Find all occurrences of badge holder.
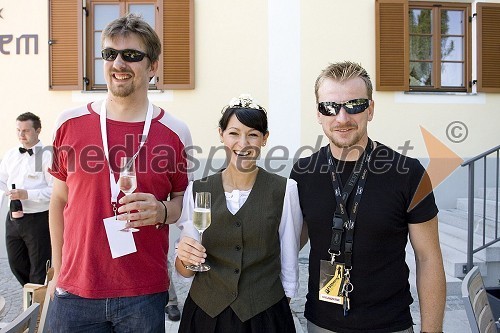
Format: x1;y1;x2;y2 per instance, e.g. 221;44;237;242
319;253;345;305
318;258;353;316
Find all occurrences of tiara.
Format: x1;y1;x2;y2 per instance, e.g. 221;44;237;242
228;93;261;110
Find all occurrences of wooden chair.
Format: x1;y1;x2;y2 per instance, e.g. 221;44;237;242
0;303;40;333
0;296;5;316
36;289;51;333
462;266;500;333
22;262;53;333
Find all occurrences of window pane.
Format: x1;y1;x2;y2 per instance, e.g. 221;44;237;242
94;5;120;30
129;4;157;87
94;32;102;58
128;5;155;27
94;59;105;85
441;62;464;87
441;10;464;35
410;36;432;61
410;62;433;86
441;37;463;61
409;9;432;34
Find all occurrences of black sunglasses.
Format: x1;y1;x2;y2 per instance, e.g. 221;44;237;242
101;48;149;62
317;98;370;116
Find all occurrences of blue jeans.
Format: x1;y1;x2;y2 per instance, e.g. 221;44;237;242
48;289;168;332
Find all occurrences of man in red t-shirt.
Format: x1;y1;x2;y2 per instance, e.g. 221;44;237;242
47;13;192;332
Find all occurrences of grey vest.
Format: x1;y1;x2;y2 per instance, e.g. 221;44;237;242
190;168;287;322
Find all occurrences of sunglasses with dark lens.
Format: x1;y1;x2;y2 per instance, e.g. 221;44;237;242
317;98;370;116
101;48;149;62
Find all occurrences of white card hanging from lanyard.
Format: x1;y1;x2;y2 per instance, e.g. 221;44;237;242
99;99;154;215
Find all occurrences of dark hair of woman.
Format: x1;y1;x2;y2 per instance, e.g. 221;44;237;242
219;106;268;135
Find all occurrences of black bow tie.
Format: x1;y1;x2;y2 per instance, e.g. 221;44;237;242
19;147;33;156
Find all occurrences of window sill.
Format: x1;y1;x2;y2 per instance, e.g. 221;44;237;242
405;91;477;96
395;91;485;104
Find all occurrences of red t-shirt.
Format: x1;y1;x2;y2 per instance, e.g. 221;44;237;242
50;103;191;298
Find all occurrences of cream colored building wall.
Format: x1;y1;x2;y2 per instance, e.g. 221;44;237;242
0;1;270;161
0;0;499;164
300;0;500;160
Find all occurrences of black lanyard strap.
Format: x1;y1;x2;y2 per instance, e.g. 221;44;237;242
328;215;344;261
327;139;373;267
343;167;369;267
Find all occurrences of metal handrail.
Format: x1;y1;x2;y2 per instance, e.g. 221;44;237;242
462;145;500;273
462;144;500;166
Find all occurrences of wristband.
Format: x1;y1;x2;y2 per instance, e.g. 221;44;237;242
156;200;168;229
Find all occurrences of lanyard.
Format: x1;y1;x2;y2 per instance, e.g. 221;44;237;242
327;139;373;268
99;99;154;214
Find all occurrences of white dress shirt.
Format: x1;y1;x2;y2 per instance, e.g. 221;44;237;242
176;178;303;298
0;141;53;213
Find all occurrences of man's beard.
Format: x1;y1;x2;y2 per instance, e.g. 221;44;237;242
109;82;135;98
329;125;363;149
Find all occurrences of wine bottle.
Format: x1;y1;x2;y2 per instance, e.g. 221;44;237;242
10;184;24;220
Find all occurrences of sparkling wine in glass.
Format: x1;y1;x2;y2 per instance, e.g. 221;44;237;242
187;192;211;272
119;156;139;232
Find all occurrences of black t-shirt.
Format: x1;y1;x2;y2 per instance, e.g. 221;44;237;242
290;142;438;333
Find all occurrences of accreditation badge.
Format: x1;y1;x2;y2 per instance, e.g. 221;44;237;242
319;260;344;304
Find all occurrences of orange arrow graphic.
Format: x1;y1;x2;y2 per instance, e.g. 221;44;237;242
408;126;464;211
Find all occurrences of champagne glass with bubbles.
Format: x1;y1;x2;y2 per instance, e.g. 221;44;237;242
187;192;211;272
119;156;139;232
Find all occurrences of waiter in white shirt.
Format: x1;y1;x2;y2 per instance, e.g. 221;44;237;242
0;112;53;285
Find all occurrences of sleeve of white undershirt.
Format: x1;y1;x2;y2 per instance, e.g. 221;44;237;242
278;179;303;298
174;181;197;281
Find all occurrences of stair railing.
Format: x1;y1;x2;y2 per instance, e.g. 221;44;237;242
461;144;500;273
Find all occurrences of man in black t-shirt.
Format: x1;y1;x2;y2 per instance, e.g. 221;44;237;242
290;61;445;333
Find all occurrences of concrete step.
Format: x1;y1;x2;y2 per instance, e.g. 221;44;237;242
439;209;499;236
477;187;500;200
436;212;500;286
440;242;488;278
438;223;500;262
456;197;500;220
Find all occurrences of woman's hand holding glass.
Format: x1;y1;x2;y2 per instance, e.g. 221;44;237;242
185;192;211;272
177;236;208;271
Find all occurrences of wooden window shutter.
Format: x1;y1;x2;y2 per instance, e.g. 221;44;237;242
375;0;408;91
161;0;194;89
48;0;82;90
477;3;500;93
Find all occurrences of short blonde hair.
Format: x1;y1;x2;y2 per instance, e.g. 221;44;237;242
314;61;373;102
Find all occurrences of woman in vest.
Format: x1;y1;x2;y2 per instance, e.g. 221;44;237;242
175;94;303;332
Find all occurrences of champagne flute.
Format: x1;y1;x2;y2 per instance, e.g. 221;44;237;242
186;192;212;272
118;156;139;232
